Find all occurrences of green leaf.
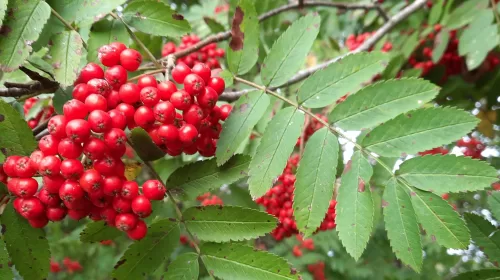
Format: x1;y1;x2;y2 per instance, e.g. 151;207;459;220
362;107;478;157
53;86;73;114
488;192;500;220
261;13;320;88
429;0;445;25
0;230;13;279
216;91;270;165
294;128;338;237
122;0;191;38
87;19;129;63
80;221;122;243
129;127;165;161
464;213;500;264
218;69;234;87
0;204;50;280
336;151;374;260
298;52;389;108
329;79;438;131
459;11;499;71
432;30;450;63
0;99;37;156
443;0;488;29
113;219;180;280
74;0;127;22
25;98;50;120
164;253;199;280
401;32;420;59
183;205;277;242
371;157;397;187
248;107;305;198
452;269;500;280
382;53;405;79
397;155;498;194
201;243;300;280
383;178;422;272
409;187;470;249
48;31;84;87
0;0;7;27
168;155;250;200
227;0;259;75
0;0;51;72
203;17;226;33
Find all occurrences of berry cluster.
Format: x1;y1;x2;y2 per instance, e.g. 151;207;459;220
256;154;337;241
307;262;326;280
292;235;315;257
296;114;328;147
456;137;485;159
196;192;223;206
23;97;55;129
162;35;225;69
50;258;83;274
346;33;393;52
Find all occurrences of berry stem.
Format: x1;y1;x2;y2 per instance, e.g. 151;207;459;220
50;8;88;49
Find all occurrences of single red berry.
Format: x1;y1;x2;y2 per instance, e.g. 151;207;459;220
197;87;218;108
192;63;211;83
105;65;128;90
38;155;61;177
121;181;139;200
157;124;179;143
85;93;108;111
58;138;83;159
15;156;36;178
38;188;61;206
116;103;136;122
120;49;142;71
131;195;152;218
127;219;147;240
13;178;38;198
119;83;141;104
183;104;204;126
83;137;107;160
178;124;198;144
148;127;162;146
60;159;84;179
103;176;122;197
183;73;206;96
98;45;121;66
113;196;132;213
77;63;104;84
157;81;177;101
172;63;192;84
104;128;127;150
107;90;121;109
63;99;89;120
142;180;166;200
140;86;160;107
89;189;111;208
19;197;45;219
183;143;198;155
162;42;176;56
48;115;68;139
219;104;232;121
67;209;89;220
59;180;85;203
72;83;91;102
38;135;60;156
46;206;67;221
108;109;127;129
65;119;91;143
170;90;192;111
137;75;158;89
153;101;175;124
89;206;103;221
109;42;127;53
93;155;118;176
80;169;103;193
42;175;65;193
28;216;49;228
115;213;138;232
134;106;155;128
88;110;112;133
208;77;225;95
88;78;112;97
100;207;117;226
29;150;44;171
3;156;20;177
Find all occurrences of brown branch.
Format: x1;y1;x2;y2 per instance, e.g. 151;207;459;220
35;129;49;141
219;0;427;102
32;119;50;135
1;67;59;98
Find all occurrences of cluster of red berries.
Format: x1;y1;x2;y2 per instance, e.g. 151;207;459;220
307;262;326;280
418;146;449;156
346;33;393;52
23;97;55;129
50;258;82;274
456;137;485;159
256;154;337;241
162;35;225;69
292;235;315;257
296;114;328;147
196;192;223;206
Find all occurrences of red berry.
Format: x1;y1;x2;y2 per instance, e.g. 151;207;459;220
104;65;128;90
38;188;61;206
89;189;111;208
192;63;211;83
116;103;136;122
59;180;85;203
140;86;160;107
172;63;192;84
29;150;44;171
107;90;121;109
170;90;192;111
100;207;117;226
13;178;38;198
208;77;225;95
28;216;49;228
115;213;138;232
113;196;132;213
134;106;155;128
119;83;141;104
109;42;127;54
104;128;127;150
157;124;179;143
58;138;83;159
153;101;175;124
66;119;91;143
48;115;68;139
183;104;204;126
127;219;147;240
142;180;166;200
18;197;45;219
39;155;61;177
197;87;218;108
88;78;112;97
183;73;206;96
162;42;176;56
98;45;120;67
85;93;108;111
219;104;232;120
15;156;36;178
120;49;142;71
72;83;91;102
108;109;127;129
38;135;60;155
77;63;104;83
3;156;20;177
67;208;89;220
131;195;152;218
102;176;122;197
42;175;65;193
157;81;177;101
137;75;158;89
88;110;112;133
46;206;67;221
63;99;88;120
80;169;103;193
178;124;198;144
60;159;84;179
83;137;107;160
94;155;118;176
121;181;139;200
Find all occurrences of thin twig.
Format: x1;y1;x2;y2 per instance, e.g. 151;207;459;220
220;0;427;102
0;68;59;98
32;119;49;135
35;129;49;140
50;8;88;49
